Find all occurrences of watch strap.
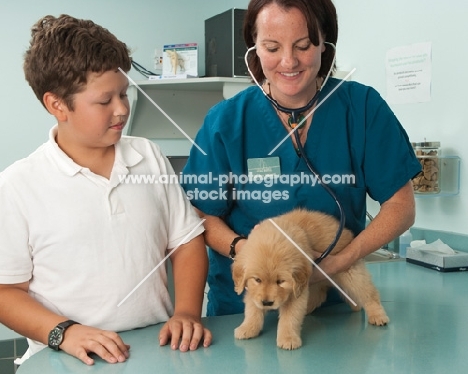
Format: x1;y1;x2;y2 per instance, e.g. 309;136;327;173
57;320;80;330
229;236;246;260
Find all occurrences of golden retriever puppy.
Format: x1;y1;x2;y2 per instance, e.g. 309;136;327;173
232;208;389;350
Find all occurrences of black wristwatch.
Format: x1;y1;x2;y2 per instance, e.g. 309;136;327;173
229;236;246;260
48;320;80;351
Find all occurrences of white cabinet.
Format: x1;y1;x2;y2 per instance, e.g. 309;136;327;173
125;77;252;142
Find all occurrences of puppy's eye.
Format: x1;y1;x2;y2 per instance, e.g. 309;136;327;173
254;278;262;284
277;279;285;285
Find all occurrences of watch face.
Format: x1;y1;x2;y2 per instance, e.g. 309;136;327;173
48;327;63;349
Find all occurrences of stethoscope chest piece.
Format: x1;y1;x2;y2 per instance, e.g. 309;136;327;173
288;113;306;129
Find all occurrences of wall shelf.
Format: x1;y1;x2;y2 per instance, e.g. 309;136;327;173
413;156;461;198
124;77;252;140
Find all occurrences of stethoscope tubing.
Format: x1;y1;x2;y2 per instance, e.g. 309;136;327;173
244;42;345;264
293;130;346;264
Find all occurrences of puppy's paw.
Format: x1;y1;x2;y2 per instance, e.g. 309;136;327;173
277;334;302;350
368;312;390;326
364;302;390;326
234;324;261;340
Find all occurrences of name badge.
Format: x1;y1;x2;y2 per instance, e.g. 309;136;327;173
247;157;281;177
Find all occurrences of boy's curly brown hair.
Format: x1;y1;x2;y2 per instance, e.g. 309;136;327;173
23;14;132;111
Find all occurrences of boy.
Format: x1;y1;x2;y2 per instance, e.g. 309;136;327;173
0;15;211;366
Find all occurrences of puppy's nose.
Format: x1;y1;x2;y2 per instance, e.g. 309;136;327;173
262;300;274;307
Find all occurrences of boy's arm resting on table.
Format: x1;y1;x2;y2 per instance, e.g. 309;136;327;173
159;234;212;351
310;181;416;282
0;282;130;366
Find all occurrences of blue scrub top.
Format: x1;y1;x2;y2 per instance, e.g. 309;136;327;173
182;78;421;316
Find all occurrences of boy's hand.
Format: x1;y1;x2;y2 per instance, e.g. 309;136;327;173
59;324;130;365
159;313;212;351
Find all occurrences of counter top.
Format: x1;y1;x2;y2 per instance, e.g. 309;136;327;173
17;261;468;374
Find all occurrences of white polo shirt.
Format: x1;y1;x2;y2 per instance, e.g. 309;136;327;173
0;126;204;356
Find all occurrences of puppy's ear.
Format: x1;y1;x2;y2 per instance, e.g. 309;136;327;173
231;258;247;295
292;265;312;298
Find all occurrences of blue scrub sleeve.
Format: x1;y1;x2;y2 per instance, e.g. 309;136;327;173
362;89;421;203
182;106;234;217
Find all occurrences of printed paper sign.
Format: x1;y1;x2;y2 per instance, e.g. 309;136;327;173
386;42;432;104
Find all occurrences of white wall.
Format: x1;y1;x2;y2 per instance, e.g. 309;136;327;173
333;0;468;236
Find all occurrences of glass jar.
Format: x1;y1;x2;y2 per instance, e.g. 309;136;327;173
412;141;441;194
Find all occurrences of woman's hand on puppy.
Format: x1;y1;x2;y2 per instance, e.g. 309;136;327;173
233;238;247;256
159;313;212;352
309;249;354;284
234;225;259;256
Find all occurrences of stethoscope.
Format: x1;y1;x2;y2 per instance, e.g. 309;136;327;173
244;42;345;264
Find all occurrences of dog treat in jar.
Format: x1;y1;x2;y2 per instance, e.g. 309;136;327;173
411;141;441;194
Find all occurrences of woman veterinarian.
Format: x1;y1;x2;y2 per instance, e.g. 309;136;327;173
181;0;421;316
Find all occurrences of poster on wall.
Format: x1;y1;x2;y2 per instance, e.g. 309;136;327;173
385;42;432;104
162;43;198;79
